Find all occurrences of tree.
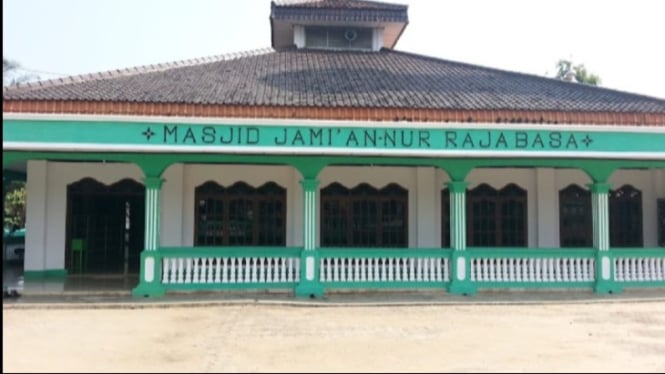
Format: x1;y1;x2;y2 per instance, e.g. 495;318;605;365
555;59;601;86
3;58;37;86
4;181;26;229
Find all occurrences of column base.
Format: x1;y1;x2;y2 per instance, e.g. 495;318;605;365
594;252;622;294
132;282;165;298
594;279;623;295
294;280;325;299
447;252;477;296
447;280;477;296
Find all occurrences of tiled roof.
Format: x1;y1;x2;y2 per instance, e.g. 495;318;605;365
271;0;408;23
4;48;665;113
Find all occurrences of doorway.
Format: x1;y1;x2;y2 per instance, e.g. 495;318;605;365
65;178;145;274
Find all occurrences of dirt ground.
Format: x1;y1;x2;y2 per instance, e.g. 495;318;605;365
3;299;665;373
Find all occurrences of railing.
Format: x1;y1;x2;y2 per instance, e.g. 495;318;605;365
319;249;451;288
150;246;664;294
159;247;301;290
613;249;665;286
468;248;596;288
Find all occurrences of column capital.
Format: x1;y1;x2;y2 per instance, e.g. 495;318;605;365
300;178;320;191
143;177;165;189
446;181;469;193
587;182;612;194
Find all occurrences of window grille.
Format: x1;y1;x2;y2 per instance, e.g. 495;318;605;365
321;182;407;247
194;181;286;246
559;184;592;247
610;185;643;247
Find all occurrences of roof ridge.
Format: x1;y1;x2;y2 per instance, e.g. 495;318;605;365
3;47;276;95
385;49;665;102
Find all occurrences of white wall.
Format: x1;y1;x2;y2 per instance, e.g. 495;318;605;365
25;161;48;271
26;161;143;272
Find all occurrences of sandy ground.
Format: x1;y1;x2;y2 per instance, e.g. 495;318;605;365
3;300;665;373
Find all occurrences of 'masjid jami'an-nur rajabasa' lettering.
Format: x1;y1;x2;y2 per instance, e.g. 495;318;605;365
157;125;592;150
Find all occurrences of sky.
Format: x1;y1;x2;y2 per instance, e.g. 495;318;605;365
3;0;665;99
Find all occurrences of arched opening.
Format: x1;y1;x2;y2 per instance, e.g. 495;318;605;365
194;181;286;246
321;182;408;247
65;178;145;274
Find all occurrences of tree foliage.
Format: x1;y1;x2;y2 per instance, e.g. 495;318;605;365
555;59;601;86
4;181;26;229
3;57;37;86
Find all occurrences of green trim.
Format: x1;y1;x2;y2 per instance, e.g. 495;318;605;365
23;269;68;280
324;282;448;289
3;151;665;181
132;251;164;298
467;247;596;258
319;248;452;258
295;250;325;298
159;246;302;258
6;119;665;155
448;252;477;295
164;283;297;291
472;282;594;288
589;182;612;194
611;248;665;257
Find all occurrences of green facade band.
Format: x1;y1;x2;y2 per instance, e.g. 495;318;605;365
4;119;665;155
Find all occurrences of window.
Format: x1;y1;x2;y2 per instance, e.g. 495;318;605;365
559;184;592;247
466;183;527;247
194;181;286;246
305;26;373;50
610;185;643;247
321;183;407;247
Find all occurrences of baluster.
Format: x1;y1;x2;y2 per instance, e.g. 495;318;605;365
367;258;374;282
183;258;191;283
379;258;385;282
635;258;643;281
161;258;170;284
231;258;238;283
204;258;210;283
387;258;394;281
360;258;366;282
282;257;294;282
169;258;178;283
278;258;285;283
554;258;561;282
294;257;300;281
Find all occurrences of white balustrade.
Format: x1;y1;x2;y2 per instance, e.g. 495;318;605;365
470;257;596;283
319;257;450;283
161;256;300;285
615;257;665;282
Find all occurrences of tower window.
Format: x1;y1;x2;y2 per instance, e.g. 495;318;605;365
305;26;373;50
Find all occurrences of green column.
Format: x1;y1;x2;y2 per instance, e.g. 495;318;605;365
589;182;621;294
446;181;477;295
295;178;325;298
132;177;165;298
